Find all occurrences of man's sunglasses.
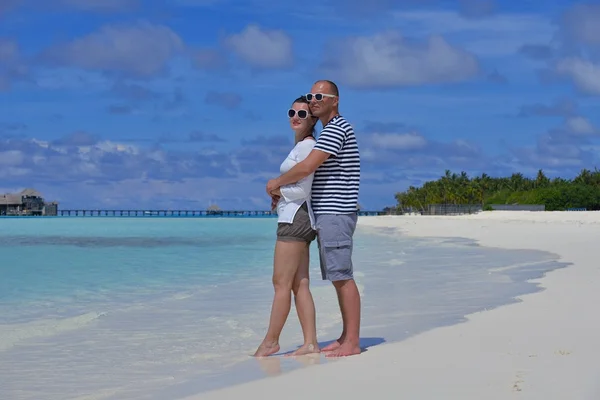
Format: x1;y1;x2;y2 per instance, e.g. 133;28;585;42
305;93;337;101
288;109;313;119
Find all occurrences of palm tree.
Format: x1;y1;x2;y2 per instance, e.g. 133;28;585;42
393;168;600;212
535;169;550;188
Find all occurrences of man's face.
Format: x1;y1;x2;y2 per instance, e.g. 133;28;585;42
308;82;337;117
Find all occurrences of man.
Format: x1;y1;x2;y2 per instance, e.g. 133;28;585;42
266;80;361;357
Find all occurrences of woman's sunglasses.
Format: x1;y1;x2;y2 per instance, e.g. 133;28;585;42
288;109;312;119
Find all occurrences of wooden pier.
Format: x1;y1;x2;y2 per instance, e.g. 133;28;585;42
53;210;387;217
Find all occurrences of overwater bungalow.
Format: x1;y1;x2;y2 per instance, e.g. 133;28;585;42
0;189;58;216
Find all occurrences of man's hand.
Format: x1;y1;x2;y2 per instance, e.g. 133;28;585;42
266;178;281;196
270;195;280;211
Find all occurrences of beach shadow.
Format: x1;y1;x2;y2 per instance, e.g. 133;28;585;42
358;336;386;352
278;336;386;356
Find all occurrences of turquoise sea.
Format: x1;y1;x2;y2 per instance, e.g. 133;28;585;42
0;217;566;400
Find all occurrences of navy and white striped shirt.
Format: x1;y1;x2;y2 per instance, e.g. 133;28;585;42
312;115;360;214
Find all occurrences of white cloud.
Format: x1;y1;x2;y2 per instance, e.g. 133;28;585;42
0;38;26;90
510;128;600;171
370;132;428;150
565;116;596;136
451;139;480;155
4;167;29;176
0;133;285;201
555;58;600;95
89;140;139;155
225;24;293;69
0;150;24;166
517;151;583;168
560;3;600;47
393;10;554;57
395;10;550;35
321;31;479;88
359;128;485;173
44;22;184;77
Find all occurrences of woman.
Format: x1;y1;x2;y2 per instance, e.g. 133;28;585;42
254;96;320;357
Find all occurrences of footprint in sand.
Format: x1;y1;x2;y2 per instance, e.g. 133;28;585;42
512;372;525;392
555;349;572;356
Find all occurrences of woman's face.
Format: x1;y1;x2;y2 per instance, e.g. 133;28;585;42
288;102;312;133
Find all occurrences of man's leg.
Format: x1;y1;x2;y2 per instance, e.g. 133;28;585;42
320;282;346;352
316;213;361;357
315;218;343;352
329;278;361;357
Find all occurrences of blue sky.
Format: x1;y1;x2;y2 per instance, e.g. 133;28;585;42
1;0;599;210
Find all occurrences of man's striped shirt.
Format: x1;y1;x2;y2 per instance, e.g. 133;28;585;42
311;115;360;214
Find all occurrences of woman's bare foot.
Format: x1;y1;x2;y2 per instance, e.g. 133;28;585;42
253;341;280;357
285;342;320;357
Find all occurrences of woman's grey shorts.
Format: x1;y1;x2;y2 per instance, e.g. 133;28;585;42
277;202;316;243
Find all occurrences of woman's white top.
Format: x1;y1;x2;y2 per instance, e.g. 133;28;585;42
276;138;316;228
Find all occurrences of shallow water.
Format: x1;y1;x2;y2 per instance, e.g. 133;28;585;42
0;217;566;399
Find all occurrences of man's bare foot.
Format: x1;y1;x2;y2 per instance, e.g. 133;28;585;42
325;342;361;358
285;343;320;357
253;341;280;357
321;337;343;352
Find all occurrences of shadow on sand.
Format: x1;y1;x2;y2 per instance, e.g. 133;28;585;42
279;336;386;356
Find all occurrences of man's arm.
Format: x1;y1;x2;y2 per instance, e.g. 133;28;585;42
266;123;345;195
266;149;330;194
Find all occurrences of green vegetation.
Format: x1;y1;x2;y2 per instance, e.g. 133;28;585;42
394;169;600;212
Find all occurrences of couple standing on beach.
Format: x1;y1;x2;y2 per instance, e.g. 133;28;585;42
255;80;361;358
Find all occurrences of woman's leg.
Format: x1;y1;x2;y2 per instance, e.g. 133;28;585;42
288;242;320;356
254;239;305;357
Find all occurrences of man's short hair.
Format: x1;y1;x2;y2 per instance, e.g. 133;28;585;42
315;80;339;96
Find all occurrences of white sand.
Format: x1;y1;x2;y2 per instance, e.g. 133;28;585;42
187;211;600;400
